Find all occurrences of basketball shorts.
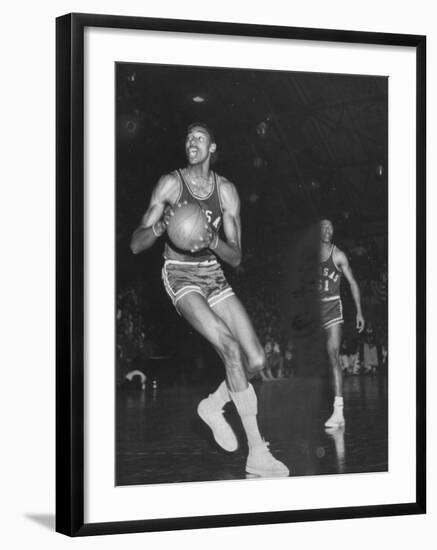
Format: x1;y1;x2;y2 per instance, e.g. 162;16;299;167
321;297;344;330
162;258;234;312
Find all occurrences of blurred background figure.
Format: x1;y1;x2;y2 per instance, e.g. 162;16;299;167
339;338;361;375
362;324;379;374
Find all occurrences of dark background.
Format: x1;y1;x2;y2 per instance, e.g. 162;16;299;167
115;62;388;388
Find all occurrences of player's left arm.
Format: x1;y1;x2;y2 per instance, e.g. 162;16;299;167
209;178;242;267
336;249;365;332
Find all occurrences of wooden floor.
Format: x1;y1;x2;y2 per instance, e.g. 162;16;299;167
116;373;388;486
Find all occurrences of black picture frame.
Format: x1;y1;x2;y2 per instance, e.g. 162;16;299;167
56;12;426;537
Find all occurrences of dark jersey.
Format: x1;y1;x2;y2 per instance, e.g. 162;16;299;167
164;169;223;262
319;245;342;300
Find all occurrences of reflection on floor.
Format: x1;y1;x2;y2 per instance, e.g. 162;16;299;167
116;374;388;486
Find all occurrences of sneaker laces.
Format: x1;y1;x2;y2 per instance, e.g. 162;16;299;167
210;406;227;425
254;439;271;455
250;440;285;467
208;394;227;414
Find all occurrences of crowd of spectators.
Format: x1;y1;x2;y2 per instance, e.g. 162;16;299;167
116;236;388;386
339;260;388;376
116;285;154;386
236;242;388;381
338;322;388;376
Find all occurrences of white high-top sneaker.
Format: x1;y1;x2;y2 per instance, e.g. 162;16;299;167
324;406;345;428
197;397;238;452
246;441;289;477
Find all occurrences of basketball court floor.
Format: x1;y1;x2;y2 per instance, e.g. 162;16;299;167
116;373;388;486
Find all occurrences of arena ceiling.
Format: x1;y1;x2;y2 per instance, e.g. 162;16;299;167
116;63;388;240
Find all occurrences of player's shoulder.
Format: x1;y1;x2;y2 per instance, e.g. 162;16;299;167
159;170;180;186
217;175;240;212
216;174;239;201
333;246;348;265
154;170;181;198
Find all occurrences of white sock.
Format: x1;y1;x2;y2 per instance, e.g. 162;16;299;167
230;384;264;450
209;380;230;408
334;396;344;408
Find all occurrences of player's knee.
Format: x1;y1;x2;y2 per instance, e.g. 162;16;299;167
328;345;340;360
247;349;266;375
219;333;242;370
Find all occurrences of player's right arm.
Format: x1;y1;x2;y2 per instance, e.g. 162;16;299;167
130;173;179;254
335;248;365;332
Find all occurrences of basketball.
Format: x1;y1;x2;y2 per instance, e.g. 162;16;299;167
166;202;208;251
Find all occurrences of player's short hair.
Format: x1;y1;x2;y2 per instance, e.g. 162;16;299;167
187;122;216;144
319;217;334;226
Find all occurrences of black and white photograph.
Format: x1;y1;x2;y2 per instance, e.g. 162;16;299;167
1;0;433;546
115;62;388;486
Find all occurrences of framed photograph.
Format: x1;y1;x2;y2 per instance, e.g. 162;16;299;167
56;13;426;536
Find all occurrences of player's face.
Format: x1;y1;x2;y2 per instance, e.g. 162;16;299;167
320;220;334;243
185;127;216;165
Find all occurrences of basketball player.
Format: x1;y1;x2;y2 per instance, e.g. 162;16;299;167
130;122;289;477
319;219;365;427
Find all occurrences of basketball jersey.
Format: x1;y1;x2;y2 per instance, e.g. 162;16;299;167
319;245;342;300
163;169;223;262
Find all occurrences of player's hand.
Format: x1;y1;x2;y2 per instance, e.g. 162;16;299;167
356;313;365;333
206;226;219;251
163;204;176;227
152;205;175;236
190;222;217;253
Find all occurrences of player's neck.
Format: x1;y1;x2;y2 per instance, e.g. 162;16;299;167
186;164;211;179
185;165;212;189
320;242;332;258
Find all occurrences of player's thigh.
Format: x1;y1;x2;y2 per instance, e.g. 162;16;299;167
176;291;232;349
212;295;263;360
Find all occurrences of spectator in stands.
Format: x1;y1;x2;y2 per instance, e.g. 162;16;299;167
340;338;361;375
362;323;379;374
283;340;296;378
